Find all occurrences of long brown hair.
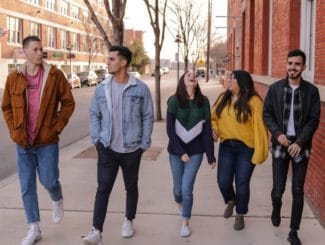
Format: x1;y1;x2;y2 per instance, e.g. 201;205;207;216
176;71;205;108
214;70;260;123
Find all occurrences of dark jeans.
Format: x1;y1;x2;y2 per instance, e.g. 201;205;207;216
92;143;143;232
271;154;308;230
217;140;255;215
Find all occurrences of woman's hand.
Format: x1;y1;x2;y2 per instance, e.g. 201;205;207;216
210;162;216;169
212;129;219;141
181;154;190;162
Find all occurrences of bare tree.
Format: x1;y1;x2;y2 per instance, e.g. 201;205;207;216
81;15;103;70
168;0;201;71
191;20;208;71
143;0;168;121
83;0;127;51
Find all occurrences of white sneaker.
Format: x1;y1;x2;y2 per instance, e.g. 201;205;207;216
82;227;103;245
52;198;64;224
180;224;191;237
121;219;135;238
21;223;42;245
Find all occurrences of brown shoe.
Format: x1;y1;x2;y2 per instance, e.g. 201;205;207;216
234;215;245;230
224;201;235;218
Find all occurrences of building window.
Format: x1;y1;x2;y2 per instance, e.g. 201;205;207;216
7;16;22;44
30;22;41;38
47;26;56;48
300;0;316;81
61;30;68;49
71;5;80;20
82;10;89;22
60;0;68;16
27;0;40;5
46;0;56;11
71;33;78;51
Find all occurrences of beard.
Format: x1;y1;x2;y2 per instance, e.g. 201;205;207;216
287;69;303;80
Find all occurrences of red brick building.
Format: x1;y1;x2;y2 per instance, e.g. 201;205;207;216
227;0;325;226
0;0;142;88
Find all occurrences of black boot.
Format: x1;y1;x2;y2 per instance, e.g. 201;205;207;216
271;202;281;226
287;230;301;245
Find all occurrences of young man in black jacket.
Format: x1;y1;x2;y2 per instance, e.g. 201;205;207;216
263;49;320;245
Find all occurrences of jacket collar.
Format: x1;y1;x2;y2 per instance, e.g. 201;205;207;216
17;61;52;76
101;73;137;87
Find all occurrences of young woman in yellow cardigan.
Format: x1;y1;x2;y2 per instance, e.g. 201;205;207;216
211;70;269;230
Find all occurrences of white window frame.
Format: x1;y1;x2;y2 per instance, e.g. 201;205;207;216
46;0;56;11
7;16;22;44
30;22;41;38
46;26;56;48
61;30;68;50
27;0;40;5
60;0;68;16
71;33;78;51
300;0;316;82
71;5;80;20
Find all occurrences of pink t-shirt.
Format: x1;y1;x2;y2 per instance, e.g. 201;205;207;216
26;67;44;145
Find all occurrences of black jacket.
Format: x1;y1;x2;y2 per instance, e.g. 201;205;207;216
263;78;320;150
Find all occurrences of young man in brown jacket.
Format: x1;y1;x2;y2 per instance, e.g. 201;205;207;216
1;35;75;245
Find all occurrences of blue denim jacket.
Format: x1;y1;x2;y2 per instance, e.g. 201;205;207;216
89;75;154;150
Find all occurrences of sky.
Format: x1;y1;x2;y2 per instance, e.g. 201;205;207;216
124;0;228;60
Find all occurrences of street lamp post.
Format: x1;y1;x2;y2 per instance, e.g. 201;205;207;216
66;43;72;75
174;34;182;82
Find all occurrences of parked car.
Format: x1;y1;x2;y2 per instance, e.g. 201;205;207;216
67;73;81;89
151;68;164;76
195;67;206;78
128;71;141;79
94;69;110;83
77;71;98;87
161;66;170;74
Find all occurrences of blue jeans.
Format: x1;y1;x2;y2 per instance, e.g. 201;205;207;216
16;144;62;223
217;140;255;215
169;154;203;219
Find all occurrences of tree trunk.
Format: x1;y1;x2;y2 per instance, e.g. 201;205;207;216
154;36;162;121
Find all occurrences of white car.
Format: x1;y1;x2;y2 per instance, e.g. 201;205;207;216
77;71;98;87
129;71;141;79
161;66;170;74
67;73;81;89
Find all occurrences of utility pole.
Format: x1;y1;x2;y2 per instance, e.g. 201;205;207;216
206;0;212;82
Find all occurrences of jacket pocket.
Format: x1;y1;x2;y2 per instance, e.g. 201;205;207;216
12;91;24;129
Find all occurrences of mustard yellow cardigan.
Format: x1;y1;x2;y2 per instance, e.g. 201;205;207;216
211;95;269;164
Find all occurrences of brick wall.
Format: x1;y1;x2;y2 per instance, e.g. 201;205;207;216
229;0;325;226
305;102;325;227
253;0;269;75
315;0;325;86
271;0;300;77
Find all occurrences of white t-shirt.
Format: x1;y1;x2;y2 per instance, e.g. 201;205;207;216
286;84;299;136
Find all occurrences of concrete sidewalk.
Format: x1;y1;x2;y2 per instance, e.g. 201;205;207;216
0;79;324;245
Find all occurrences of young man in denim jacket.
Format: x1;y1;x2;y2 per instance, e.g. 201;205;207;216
83;46;154;244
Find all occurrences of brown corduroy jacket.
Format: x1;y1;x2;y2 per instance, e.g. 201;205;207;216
1;62;75;148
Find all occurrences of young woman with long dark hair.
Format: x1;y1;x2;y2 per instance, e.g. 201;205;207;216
167;71;216;237
211;70;268;231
